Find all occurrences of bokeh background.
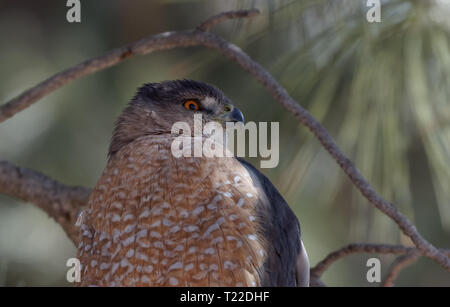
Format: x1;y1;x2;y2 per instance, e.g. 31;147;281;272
0;0;449;286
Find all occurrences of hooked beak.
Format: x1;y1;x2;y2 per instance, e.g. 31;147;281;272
222;107;245;124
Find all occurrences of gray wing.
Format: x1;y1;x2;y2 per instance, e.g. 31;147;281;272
237;158;309;287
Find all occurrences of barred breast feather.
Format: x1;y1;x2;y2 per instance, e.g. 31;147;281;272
77;135;267;286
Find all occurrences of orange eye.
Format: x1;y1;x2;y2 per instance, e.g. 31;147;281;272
183;100;200;111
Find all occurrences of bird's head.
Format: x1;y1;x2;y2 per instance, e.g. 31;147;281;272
109;79;244;156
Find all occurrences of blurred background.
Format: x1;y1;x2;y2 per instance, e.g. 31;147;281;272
0;0;449;286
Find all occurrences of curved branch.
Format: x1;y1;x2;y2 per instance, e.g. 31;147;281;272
382;253;419;287
310;243;450;281
0;161;91;243
0;9;259;123
1;9;449;271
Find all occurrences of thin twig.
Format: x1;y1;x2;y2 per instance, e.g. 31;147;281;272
382;253;419;287
0;161;91;243
311;243;414;278
310;243;450;280
0;9;449;272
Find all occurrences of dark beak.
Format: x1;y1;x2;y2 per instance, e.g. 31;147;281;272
224;107;245;123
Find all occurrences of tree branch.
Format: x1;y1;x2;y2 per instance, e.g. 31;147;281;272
310;243;450;286
0;161;91;243
382;253;419;287
1;9;449;276
0;9;260;123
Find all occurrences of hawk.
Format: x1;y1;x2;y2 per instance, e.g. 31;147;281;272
77;80;309;287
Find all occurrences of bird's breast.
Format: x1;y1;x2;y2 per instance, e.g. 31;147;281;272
78;136;266;286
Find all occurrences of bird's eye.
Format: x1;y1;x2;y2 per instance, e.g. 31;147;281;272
224;105;232;112
183;100;200;111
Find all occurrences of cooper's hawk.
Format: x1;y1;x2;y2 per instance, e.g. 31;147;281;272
77;80;309;286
